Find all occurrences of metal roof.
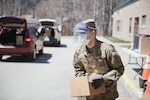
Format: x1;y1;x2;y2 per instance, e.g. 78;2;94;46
113;0;138;11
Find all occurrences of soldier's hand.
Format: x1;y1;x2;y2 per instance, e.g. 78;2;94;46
89;73;103;83
102;70;120;81
91;78;104;89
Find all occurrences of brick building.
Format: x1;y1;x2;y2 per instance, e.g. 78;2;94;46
112;0;150;42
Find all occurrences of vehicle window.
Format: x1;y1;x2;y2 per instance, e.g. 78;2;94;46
40;22;54;26
28;27;37;38
27;23;40;29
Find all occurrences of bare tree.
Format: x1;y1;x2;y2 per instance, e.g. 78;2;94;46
14;0;20;16
0;0;127;36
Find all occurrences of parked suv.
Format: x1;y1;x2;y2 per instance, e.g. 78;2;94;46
0;16;44;61
38;19;61;46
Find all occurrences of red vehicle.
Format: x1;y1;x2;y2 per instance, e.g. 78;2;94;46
0;16;44;61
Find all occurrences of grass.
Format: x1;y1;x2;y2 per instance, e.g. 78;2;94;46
105;36;131;48
105;36;131;43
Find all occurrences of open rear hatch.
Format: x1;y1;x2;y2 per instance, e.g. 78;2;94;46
38;19;56;26
42;27;55;41
0;16;26;46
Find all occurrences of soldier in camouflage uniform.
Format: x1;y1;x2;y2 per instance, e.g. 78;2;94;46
73;19;124;100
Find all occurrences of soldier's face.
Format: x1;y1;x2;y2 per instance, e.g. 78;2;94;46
86;30;92;39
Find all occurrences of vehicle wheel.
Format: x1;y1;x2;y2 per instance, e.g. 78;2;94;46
39;48;43;55
56;41;60;47
29;48;36;61
0;55;2;61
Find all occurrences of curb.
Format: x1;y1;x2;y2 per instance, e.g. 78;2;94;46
121;73;143;98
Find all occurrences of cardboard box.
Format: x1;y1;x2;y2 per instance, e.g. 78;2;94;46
69;76;105;96
44;29;51;36
139;35;150;55
16;35;23;45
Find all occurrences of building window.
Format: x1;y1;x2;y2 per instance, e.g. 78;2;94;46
142;15;146;25
116;20;122;32
129;18;132;33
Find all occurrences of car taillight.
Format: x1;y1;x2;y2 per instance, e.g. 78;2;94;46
25;37;32;42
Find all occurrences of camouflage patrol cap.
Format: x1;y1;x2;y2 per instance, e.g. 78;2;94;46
81;19;96;29
74;19;96;32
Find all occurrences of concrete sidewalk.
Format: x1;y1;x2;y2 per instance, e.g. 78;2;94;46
97;36;144;98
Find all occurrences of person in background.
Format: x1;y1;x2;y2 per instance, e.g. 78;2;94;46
73;19;124;100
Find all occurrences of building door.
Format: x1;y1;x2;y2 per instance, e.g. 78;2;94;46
133;17;139;49
133;17;139;39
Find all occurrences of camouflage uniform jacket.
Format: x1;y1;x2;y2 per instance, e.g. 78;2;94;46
73;39;124;100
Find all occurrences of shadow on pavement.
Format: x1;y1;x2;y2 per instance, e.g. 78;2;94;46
1;53;52;63
44;44;67;48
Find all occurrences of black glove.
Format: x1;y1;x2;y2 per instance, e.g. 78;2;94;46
91;78;104;89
